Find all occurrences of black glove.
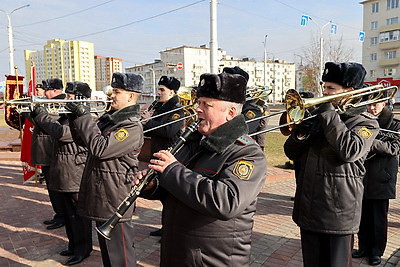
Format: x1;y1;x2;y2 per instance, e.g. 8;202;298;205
310;102;335;116
30;105;47;119
65;102;90;117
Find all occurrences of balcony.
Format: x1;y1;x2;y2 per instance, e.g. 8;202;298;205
379;58;400;67
379;40;400;50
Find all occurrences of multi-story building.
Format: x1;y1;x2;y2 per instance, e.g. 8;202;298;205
94;55;123;91
361;0;400;101
24;39;96;90
126;45;295;104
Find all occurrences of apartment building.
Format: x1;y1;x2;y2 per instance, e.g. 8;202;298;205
94;55;123;91
24;39;96;90
126;45;295;103
361;0;400;100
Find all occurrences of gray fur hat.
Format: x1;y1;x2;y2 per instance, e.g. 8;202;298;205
111;72;144;93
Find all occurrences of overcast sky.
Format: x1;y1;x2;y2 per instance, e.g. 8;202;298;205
0;0;365;80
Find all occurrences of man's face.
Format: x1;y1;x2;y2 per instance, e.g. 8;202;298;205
66;93;75;100
110;88;136;110
367;102;386;116
195;97;231;136
35;88;45;97
157;85;174;103
44;89;61;99
322;82;348;96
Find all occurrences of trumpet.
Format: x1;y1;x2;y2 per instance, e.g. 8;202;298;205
96;119;202;240
1;96;111;115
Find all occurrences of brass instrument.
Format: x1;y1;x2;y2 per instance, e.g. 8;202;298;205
248;84;398;137
1;96;112;115
96;119;202;240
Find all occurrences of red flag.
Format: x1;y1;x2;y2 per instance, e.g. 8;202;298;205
21;65;39;183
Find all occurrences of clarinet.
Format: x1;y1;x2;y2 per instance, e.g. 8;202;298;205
147;96;160;111
96;119;202;240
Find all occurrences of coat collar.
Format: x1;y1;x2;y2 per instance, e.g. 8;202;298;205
101;104;141;124
377;106;393;128
200;114;248;153
339;105;366;120
154;95;180;115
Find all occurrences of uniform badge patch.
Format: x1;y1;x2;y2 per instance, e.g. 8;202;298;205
245;110;256;119
233;160;254;180
357;126;373;139
114;128;129;141
171;113;181;120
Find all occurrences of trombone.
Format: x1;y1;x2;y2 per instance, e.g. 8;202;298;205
1;96;111;115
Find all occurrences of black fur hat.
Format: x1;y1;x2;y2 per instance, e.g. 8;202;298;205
197;73;247;104
111;72;144;93
222;66;249;81
65;82;91;98
299;91;314;98
322;62;366;89
158;76;181;92
42;78;63;90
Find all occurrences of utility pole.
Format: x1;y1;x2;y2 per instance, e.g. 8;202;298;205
263;35;268;88
0;4;30;75
210;0;218;74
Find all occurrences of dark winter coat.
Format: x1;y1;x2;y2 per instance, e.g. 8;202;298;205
74;105;144;222
33;113;88;192
145;115;267;267
284;106;379;234
30;93;66;166
242;98;269;149
364;106;400;199
143;95;184;155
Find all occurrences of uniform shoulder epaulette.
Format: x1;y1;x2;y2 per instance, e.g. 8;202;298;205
236;135;256;146
361;112;377;120
128;115;139;122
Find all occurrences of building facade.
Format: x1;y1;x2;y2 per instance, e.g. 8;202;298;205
125;45;295;104
94;56;123;91
24;39;96;90
361;0;400;101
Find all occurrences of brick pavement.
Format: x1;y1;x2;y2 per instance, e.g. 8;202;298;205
0;159;399;267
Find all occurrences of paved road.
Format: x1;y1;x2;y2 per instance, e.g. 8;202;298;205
0;160;400;266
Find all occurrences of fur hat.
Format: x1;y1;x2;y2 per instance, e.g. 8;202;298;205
42;78;63;90
197;73;247;104
222;66;249;81
65;82;91;98
36;84;43;89
158;76;180;92
299;91;314;98
111;72;144;93
322;62;366;89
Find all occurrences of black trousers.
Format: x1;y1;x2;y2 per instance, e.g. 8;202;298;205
42;166;64;223
357;199;389;257
301;228;352;267
61;192;92;257
96;220;136;267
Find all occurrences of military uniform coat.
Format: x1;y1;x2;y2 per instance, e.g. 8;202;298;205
143;95;184;155
74;105;144;222
33;113;88;192
284;107;379;234
364;106;400;199
242;99;269;149
145;115;267;266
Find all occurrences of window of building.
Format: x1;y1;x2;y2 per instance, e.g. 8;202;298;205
371;21;378;30
379;30;400;42
371;37;378;45
372;2;379;12
385;51;397;59
384;68;396;76
387;0;399;9
370;53;377;61
386;17;398;25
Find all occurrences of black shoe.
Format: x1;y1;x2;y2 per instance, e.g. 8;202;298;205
60;250;74;256
150;228;163;236
46;222;64;230
43;219;55;225
65;255;88;266
369;256;381;266
352;250;367;258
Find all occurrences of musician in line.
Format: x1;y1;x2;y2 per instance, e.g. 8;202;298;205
31;82;93;265
136;72;267;266
30;78;65;230
223;66;270;151
141;75;185;237
352;99;400;265
66;73;144;267
284;62;379;267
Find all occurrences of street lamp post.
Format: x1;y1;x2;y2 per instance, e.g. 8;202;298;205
0;4;30;75
263;35;268;89
309;17;330;96
148;68;156;101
